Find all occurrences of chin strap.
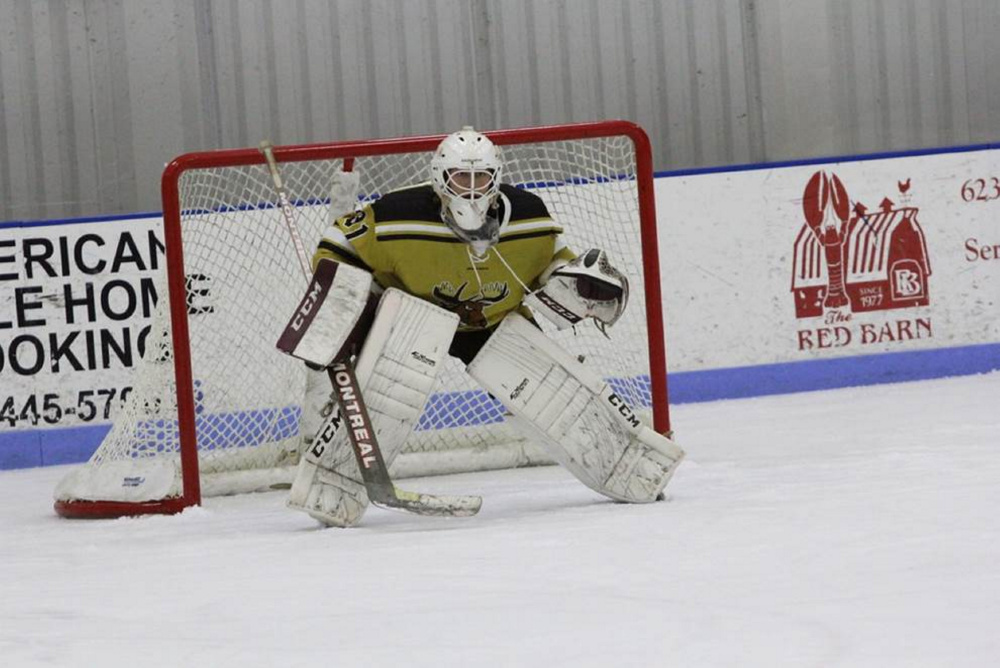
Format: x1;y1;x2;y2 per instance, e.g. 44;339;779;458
444;191;512;252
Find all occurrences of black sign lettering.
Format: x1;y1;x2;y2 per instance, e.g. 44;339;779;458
8;335;45;375
15;286;47;328
111;232;144;272
23;238;57;279
74;234;107;274
100;328;133;369
101;279;138;321
63;282;97;324
0;238;17;281
49;330;83;372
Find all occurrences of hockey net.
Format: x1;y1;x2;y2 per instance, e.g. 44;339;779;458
54;120;670;518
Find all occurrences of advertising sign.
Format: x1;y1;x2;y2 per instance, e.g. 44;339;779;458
657;149;999;372
0;217;164;464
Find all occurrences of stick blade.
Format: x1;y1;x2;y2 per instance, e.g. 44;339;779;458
372;487;483;518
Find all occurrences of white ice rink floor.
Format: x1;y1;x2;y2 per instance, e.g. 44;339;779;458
2;372;998;667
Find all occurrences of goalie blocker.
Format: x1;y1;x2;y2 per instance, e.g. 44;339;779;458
276;257;375;367
467;312;684;503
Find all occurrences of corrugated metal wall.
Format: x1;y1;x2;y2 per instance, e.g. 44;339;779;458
1;0;997;222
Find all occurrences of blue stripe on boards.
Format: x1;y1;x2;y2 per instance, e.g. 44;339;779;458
4;342;998;470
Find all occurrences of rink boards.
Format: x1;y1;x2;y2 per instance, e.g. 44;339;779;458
2;143;999;468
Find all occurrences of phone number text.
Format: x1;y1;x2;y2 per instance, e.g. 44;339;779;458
1;387;132;427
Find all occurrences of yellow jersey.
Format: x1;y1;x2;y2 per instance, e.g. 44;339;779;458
313;183;574;331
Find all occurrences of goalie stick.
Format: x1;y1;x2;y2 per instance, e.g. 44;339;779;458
326;362;480;516
260;140;482;519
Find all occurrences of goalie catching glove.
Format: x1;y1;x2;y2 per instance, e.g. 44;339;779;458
524;248;629;334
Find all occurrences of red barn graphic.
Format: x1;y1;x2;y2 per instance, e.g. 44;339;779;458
791;172;932;319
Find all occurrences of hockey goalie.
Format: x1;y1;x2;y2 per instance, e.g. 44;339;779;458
276;127;685;527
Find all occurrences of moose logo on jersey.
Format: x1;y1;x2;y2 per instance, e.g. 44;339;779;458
791;171;932;319
432;281;510;328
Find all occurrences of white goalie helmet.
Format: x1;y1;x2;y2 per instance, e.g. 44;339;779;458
430;127;503;249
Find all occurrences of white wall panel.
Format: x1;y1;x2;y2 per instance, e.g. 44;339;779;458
0;0;997;222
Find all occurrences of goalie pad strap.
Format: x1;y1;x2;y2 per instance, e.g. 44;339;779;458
467;313;683;503
277;259;373;367
288;289;459;526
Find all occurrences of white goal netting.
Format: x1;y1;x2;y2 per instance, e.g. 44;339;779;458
55;126;662;513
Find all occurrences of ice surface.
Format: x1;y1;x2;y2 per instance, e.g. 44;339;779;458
2;373;998;667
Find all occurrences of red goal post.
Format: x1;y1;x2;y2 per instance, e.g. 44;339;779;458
53;119;672;519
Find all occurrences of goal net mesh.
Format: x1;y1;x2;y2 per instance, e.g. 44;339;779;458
55;132;656;504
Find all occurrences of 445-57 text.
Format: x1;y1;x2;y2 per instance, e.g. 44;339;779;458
1;387;132;427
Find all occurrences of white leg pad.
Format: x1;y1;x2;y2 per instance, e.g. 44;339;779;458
299;366;334;446
287;289;459;526
467;313;684;503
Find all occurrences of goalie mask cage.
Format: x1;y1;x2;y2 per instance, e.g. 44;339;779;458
54;120;671;518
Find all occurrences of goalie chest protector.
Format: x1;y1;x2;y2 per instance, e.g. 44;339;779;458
316;184;573;331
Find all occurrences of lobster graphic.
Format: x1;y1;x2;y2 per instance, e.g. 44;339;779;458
803;171;851;310
432;281;510;328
